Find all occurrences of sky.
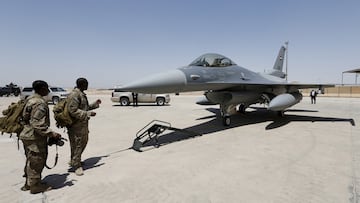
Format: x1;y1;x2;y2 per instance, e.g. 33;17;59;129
0;0;359;88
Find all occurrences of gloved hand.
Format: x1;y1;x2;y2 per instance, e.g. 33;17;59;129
89;112;96;117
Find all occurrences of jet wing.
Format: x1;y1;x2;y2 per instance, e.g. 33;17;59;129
203;80;334;92
280;83;334;89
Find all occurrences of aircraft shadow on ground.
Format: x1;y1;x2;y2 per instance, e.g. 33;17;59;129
141;107;355;150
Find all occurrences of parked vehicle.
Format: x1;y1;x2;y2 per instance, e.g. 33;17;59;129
20;86;69;104
20;87;34;100
111;89;170;106
0;83;20;97
48;87;70;104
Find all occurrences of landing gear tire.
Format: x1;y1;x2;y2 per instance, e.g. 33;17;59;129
223;116;231;126
237;104;246;113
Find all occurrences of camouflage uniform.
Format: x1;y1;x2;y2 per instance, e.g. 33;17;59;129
67;88;99;168
19;94;55;188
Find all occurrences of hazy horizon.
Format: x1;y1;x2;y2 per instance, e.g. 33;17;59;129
1;1;359;88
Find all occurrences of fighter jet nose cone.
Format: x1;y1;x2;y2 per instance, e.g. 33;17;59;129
119;70;187;93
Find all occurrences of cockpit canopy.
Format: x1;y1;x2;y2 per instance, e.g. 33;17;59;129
189;53;236;67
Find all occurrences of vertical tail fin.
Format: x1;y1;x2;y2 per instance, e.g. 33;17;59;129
268;46;286;78
273;46;286;71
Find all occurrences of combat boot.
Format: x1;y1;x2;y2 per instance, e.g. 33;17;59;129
75;166;84;176
21;179;30;191
68;160;74;167
21;184;30;191
30;183;52;194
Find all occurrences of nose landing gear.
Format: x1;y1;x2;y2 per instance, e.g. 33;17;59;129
220;104;234;127
222;116;231;126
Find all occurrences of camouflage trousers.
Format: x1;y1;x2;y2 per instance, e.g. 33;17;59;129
67;125;89;168
22;139;48;187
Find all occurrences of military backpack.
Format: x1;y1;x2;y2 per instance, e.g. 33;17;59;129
0;99;27;136
53;98;73;128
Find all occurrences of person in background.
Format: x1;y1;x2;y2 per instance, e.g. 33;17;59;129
132;92;138;107
310;89;318;104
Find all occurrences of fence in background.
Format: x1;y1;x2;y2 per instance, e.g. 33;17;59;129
303;86;360;98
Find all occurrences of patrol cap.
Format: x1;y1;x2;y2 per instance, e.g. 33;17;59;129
76;77;88;86
32;80;49;92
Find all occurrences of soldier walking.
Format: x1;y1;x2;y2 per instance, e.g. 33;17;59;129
20;80;62;194
67;78;101;176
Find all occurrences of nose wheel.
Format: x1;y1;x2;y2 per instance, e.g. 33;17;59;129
220;103;235;126
222;116;231;126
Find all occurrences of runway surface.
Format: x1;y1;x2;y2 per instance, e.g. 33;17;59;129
0;94;359;203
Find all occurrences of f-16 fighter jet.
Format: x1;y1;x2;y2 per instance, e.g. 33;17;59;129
119;45;333;126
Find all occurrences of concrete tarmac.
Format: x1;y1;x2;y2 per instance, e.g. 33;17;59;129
0;94;359;203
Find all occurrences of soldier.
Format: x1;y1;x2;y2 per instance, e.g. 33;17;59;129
20;80;62;194
67;78;101;176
